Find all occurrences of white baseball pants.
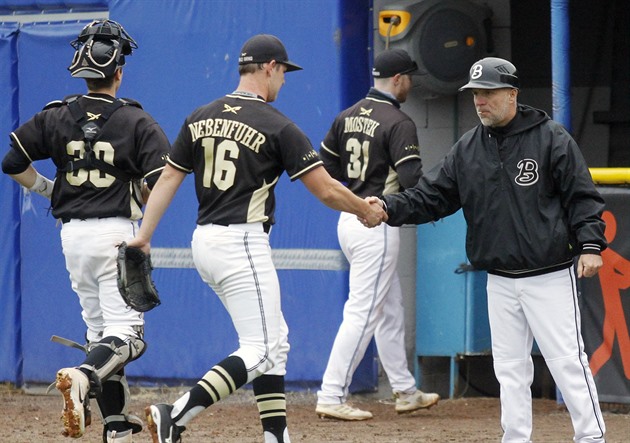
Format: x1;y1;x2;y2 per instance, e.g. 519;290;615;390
60;217;143;342
487;268;605;443
191;223;289;384
318;212;416;405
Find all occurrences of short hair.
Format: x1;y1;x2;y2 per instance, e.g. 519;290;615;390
238;62;287;76
85;75;116;91
238;62;266;75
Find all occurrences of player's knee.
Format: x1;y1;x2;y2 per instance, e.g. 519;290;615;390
235;345;278;379
103;324;144;341
83;332;146;384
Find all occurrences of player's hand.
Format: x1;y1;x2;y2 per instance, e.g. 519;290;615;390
577;253;603;278
125;237;151;256
358;196;388;227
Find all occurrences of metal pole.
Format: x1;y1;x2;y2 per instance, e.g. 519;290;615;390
551;0;572;131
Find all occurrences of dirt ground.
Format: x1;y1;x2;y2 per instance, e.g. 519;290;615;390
2;383;629;443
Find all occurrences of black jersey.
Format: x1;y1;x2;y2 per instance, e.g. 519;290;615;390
9;93;170;220
168;92;322;226
320;88;421;198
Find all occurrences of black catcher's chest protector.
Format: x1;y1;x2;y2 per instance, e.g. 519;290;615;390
56;96;138;182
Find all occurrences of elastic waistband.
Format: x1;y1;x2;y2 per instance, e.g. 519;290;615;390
201;222;270;234
488;260;573;279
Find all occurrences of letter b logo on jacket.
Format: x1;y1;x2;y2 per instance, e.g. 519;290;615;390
515;159;539;186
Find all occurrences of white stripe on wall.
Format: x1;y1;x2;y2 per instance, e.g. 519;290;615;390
151;248;349;271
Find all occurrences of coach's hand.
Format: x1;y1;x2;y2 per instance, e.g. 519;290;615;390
577;253;603;278
358;196;388;227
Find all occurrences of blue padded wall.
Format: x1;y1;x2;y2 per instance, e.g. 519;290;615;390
0;23;21;384
0;1;107;14
2;0;377;390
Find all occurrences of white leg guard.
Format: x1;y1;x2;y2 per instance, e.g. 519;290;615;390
82;333;146;383
97;373;143;441
97;374;131;422
106;428;133;442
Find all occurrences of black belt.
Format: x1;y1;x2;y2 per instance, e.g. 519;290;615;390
60;216;116;224
488;260;573;279
213;221;271;234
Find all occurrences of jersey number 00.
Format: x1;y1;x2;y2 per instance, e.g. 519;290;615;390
66;140;116;187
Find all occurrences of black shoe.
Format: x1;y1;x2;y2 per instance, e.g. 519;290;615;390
145;403;185;443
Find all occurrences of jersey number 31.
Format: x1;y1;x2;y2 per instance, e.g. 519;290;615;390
346;138;370;181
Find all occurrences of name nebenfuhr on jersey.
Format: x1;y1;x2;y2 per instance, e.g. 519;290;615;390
188;118;266;153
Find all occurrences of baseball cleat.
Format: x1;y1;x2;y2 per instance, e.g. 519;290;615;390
394;390;440;414
55;367;91;438
315;402;373;421
145;403;185;443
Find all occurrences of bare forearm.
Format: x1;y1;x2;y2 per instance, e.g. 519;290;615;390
10;165;54;199
10;165;37;188
301;166;387;225
319;179;370;215
132;165;185;248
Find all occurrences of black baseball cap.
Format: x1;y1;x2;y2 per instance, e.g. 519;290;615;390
238;34;303;72
372;49;421;78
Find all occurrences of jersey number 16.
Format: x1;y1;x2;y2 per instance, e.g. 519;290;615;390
202;137;239;191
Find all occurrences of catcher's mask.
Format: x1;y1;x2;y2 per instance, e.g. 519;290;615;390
458;57;519;91
68;19;138;79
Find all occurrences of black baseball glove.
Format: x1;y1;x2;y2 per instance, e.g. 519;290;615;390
116;241;161;312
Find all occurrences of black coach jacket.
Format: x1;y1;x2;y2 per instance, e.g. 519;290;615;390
383;104;607;275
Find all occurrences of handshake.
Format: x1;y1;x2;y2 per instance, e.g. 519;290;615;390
358;196;388;228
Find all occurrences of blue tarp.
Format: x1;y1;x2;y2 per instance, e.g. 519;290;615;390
0;23;21;384
1;0;377;390
0;1;107;14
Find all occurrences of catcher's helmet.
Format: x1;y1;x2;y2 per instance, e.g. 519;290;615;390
68;19;138;79
458;57;519;91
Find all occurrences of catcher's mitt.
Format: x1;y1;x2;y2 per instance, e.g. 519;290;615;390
116;242;161;312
